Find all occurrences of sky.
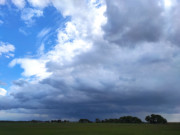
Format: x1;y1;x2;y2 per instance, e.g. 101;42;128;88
0;0;180;122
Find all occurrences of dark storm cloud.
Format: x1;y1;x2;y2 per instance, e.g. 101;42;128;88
7;41;180;119
6;41;180;120
103;0;180;47
6;72;180;120
165;1;180;46
13;79;28;86
103;0;164;46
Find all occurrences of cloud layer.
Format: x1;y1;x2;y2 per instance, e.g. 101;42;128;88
0;42;15;58
0;0;180;122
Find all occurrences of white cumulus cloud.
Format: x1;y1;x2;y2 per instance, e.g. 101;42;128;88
9;58;52;80
0;42;15;58
11;0;26;9
27;0;51;8
0;0;5;5
0;88;7;96
21;8;43;25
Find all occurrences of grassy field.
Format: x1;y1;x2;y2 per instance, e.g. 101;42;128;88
0;122;179;135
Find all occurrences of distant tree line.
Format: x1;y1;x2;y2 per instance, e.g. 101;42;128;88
95;116;142;123
79;119;92;123
0;114;167;124
82;114;167;124
50;120;70;123
145;114;167;124
93;114;167;124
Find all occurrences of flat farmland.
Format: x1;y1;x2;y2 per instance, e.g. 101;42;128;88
0;123;179;135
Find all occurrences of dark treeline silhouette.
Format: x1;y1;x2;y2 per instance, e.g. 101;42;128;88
94;114;167;124
79;119;92;123
0;114;168;124
0;120;69;123
99;116;142;123
78;116;142;123
51;120;62;123
0;120;48;123
50;120;70;123
145;114;167;124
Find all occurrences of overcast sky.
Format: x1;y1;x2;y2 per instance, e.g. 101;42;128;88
0;0;180;122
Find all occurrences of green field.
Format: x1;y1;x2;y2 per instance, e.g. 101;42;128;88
0;122;180;135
